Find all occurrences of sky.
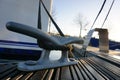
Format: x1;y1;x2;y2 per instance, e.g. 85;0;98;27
0;0;120;43
50;0;120;42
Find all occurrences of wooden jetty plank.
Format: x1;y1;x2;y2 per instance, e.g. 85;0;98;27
0;65;16;79
88;57;120;80
80;59;106;80
19;72;34;80
30;70;48;80
28;70;48;80
87;58;114;79
73;65;84;80
43;69;54;80
91;52;120;67
84;58;110;80
78;60;95;80
69;66;79;80
0;64;16;74
60;66;73;80
91;57;120;76
11;71;27;80
51;68;60;80
2;70;20;80
77;61;90;80
0;56;120;80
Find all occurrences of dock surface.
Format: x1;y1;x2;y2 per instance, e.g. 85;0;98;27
0;51;120;80
0;46;120;80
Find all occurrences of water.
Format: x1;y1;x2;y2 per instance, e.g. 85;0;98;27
110;55;120;60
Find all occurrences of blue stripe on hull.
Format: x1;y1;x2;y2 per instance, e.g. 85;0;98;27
0;40;42;60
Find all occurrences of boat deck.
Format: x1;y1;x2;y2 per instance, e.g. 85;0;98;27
0;50;120;80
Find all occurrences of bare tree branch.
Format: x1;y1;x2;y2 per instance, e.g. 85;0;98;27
74;13;89;37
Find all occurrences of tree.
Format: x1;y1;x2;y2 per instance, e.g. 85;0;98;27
74;13;89;37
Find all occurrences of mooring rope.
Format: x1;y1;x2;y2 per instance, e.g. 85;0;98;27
38;0;42;29
90;0;107;30
101;0;115;28
40;0;65;36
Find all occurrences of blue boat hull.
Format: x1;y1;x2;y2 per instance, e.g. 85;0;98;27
90;38;120;50
0;40;42;60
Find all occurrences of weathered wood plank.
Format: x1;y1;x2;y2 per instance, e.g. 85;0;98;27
20;72;34;80
30;70;48;80
69;66;78;80
11;72;26;80
52;68;60;80
43;69;54;80
84;58;110;80
88;58;119;79
0;64;16;73
79;60;95;80
60;66;73;80
73;65;84;80
81;59;106;80
91;57;120;76
77;61;90;80
0;66;16;79
2;70;20;80
0;56;120;80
